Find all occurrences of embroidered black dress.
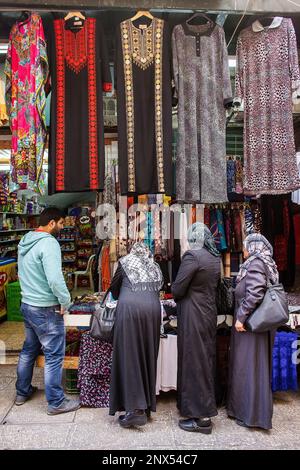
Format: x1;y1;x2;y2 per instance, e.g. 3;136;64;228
47;17;112;194
115;17;173;195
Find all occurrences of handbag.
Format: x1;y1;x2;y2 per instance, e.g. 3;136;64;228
216;260;234;316
89;290;117;342
244;270;289;333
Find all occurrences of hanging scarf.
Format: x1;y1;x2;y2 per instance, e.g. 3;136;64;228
120;242;163;291
187;222;221;257
236;233;279;284
216;209;227;251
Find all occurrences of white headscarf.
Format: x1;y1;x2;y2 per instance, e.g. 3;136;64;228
120;242;163;291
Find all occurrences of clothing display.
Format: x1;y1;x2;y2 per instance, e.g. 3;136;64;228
5;13;48;194
1;9;300;431
46;16;112;194
261;195;296;289
172;20;232;203
115;16;172;195
78;332;113;408
235;17;300;195
272;331;298;392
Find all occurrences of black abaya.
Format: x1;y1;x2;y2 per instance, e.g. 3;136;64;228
171;248;220;419
109;264;161;415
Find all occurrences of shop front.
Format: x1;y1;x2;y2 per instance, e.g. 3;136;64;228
0;0;299;428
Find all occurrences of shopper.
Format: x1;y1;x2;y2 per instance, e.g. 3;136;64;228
16;207;80;415
172;222;221;434
227;233;279;430
109;242;163;427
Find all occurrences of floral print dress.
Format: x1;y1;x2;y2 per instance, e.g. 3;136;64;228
5;13;49;194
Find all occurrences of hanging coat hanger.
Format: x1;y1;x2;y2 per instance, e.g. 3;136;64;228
130;10;154;22
18;11;31;23
186;12;213;26
64;11;86;21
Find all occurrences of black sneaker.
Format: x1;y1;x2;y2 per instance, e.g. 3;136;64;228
15;386;38;406
47;398;81;415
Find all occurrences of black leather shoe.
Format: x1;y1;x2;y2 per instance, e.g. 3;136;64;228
146;408;151;419
119;410;147;428
179;418;212;434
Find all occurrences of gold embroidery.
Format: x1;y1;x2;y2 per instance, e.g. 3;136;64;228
121;21;136;192
130;21;154;70
154;19;165;193
121;18;165;193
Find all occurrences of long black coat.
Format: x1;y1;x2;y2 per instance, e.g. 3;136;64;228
172;248;220;419
227;258;275;430
109;264;161;415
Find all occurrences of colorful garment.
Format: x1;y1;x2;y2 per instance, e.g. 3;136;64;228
272;332;298;392
5;13;48;193
216;209;227;251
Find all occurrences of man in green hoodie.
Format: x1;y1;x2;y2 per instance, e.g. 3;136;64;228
16;207;80;415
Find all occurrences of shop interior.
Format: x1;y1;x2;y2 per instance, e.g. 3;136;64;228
0;6;299;401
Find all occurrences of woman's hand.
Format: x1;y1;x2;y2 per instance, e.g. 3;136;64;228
235;320;246;332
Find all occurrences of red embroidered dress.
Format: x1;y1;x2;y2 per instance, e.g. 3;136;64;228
47;17;111;194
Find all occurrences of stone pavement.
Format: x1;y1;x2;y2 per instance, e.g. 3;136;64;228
0;365;299;450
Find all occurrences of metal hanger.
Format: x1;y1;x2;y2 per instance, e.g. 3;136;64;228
186;12;213;26
130;10;154;22
64;11;86;21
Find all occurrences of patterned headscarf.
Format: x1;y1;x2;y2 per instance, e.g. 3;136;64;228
236;233;279;284
187;222;221;257
120;242;163;291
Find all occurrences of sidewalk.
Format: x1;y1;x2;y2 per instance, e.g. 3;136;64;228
0;365;299;450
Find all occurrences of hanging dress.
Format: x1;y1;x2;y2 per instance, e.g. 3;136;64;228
172;21;232;203
46;16;112;194
235;17;300;196
115;16;173;195
5;13;48;194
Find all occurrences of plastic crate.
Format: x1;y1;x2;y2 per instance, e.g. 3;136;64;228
6;281;23;322
65;369;79;395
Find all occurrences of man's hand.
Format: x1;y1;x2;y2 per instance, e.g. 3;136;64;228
235;320;246;332
60;306;66;316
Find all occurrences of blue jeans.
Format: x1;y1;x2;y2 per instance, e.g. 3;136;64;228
16;303;66;407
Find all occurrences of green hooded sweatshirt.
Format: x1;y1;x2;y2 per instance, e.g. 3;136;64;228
18;231;71;308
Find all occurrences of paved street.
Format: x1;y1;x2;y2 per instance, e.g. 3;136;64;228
0;365;299;450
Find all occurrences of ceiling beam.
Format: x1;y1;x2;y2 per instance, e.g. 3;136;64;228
0;0;298;14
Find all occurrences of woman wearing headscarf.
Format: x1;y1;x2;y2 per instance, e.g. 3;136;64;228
171;222;221;434
109;242;163;427
227;233;279;430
